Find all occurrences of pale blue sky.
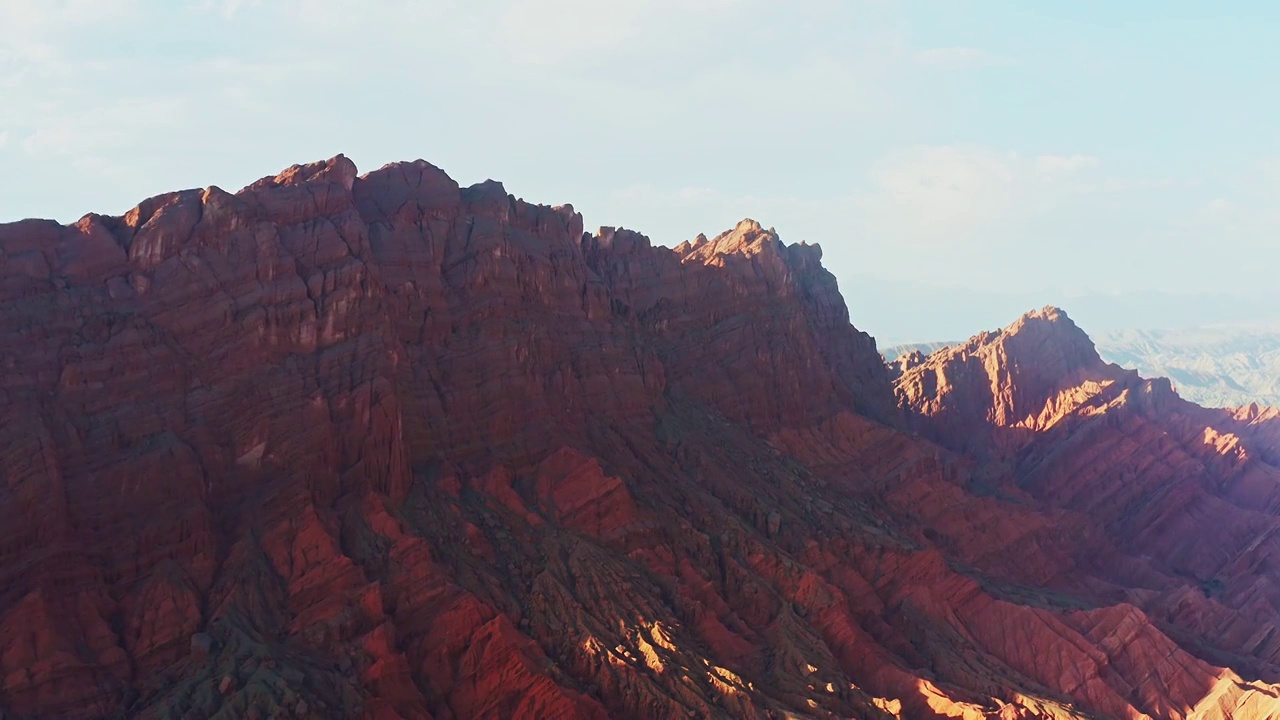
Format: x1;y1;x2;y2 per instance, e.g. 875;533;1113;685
3;1;1277;342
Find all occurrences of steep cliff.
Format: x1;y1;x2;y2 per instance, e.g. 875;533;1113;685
2;157;1280;720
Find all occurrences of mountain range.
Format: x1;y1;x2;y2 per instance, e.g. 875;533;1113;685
2;156;1280;719
1095;326;1280;408
887;323;1280;409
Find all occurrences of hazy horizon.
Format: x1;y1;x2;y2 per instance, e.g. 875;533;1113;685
5;0;1280;341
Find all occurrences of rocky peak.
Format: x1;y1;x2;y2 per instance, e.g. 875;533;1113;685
346;159;461;225
895;305;1122;451
1235;402;1280;423
679;217;783;264
947;306;1099;367
580;217;897;428
1001;305;1099;363
592;226;652;256
245;153;358;192
460;178;511;206
672;233;706;255
889;349;927;378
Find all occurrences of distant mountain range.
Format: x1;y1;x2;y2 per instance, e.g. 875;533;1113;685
844;274;1280;349
886;323;1280;408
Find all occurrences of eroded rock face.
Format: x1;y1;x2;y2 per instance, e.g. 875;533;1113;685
892;307;1280;715
2;156;1280;720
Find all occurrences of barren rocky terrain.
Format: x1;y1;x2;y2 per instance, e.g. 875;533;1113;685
3;156;1280;719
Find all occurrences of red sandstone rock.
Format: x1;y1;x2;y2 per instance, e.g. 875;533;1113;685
3;158;1280;720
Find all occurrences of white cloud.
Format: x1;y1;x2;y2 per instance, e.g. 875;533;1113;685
498;0;739;65
852;146;1193;248
0;0;141;102
607;183;829;246
617;145;1117;251
1188;159;1280;235
275;0;464;33
915;47;1013;68
0;131;8;149
1202;197;1234;214
613;186;726;206
1255;157;1280;202
613;184;823;214
21;96;183;156
1092;176;1197;192
1036;154;1100;176
859;145;1025;242
198;0;258;18
0;0;139;62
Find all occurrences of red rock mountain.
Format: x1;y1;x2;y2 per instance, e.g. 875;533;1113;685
1;156;1279;719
